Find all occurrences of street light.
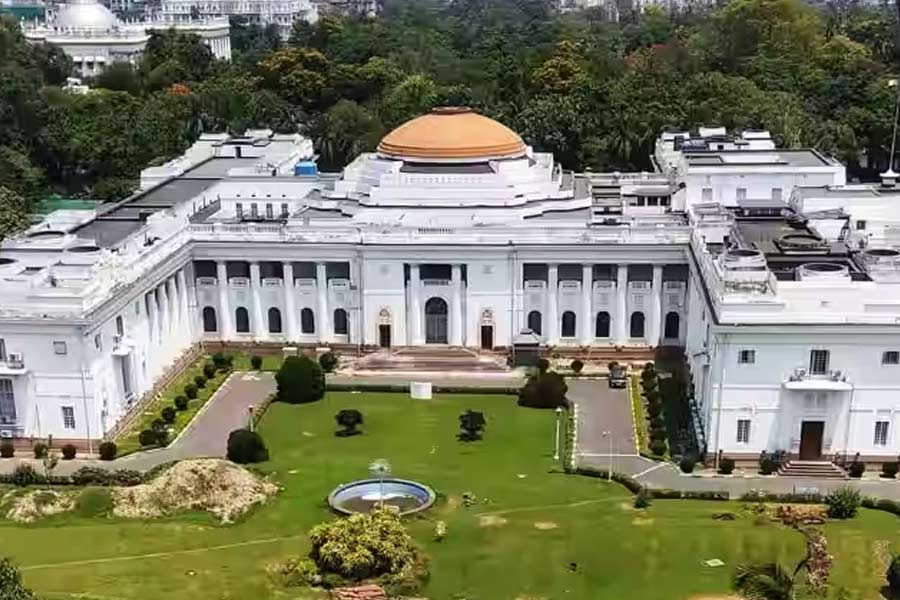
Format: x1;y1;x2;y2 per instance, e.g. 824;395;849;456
553;406;564;461
602;431;612;482
247;405;255;432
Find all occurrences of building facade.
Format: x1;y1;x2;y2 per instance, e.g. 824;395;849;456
158;0;318;38
23;0;231;76
0;110;898;465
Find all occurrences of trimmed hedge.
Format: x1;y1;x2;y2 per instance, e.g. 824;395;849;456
0;465;143;487
573;467;729;501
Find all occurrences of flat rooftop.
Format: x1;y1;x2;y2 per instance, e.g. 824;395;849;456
685;149;831;168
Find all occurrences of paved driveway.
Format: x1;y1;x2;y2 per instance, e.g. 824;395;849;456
568;378;637;456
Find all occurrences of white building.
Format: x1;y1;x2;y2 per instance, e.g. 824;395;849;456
0;108;898;468
159;0;317;39
23;0;231;77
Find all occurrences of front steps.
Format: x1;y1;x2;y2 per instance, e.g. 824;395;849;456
350;346;509;373
778;460;847;479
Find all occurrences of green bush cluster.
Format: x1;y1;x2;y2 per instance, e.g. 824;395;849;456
335;409;363;437
203;362;217;379
139;418;169;447
174;395;189;411
276;355;325;404
570;359;584;374
0;465;142;487
226;429;269;464
212;352;233;372
32;442;48;459
718;457;736;475
825;487;861;519
73;487;114;518
98;441;117;461
0;440;14;458
161;406;176;424
679;456;696;474
848;461;865;478
641;363;667;457
518;369;568;409
194;374;207;389
61;444;77;460
250;355;263;370
319;351;339;373
882;461;899;478
184;383;198;399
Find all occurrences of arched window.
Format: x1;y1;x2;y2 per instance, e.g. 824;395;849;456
300;308;315;334
595;311;611;338
664;312;680;339
561;311;576;338
202;306;217;332
268;307;282;333
235;307;250;333
333;308;348;335
630;311;645;338
527;310;542;335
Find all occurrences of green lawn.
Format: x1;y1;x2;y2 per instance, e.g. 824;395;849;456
2;392;898;599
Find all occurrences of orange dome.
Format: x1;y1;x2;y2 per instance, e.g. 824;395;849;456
377;107;527;161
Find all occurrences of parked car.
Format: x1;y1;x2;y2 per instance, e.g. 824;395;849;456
608;364;627;388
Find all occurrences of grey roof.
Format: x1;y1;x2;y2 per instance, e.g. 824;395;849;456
685;149;831;168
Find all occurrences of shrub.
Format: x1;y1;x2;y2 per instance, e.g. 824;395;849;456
570;359;584;374
212;351;228;369
174;395;189;411
184;383;198;399
649;427;667;442
250;355;263;370
536;358;550;373
138;429;157;446
33;442;48;459
634;489;652;509
275;355;326;404
0;557;35;598
61;444;77;460
641;377;657;393
888;555;900;596
649;439;667;456
161;406;177;424
194;374;207;389
319;351;338;373
646;401;662;418
825;487;861;519
718;457;735;475
71;466;142;487
308;507;423;584
226;428;269;464
98;441;117;461
518;371;568;409
203;362;217;379
151;419;168;445
272;556;321;587
458;409;486;441
848;462;865;478
74;487;113;518
335;409;363;437
679;456;696;474
759;457;778;475
11;463;38;486
649;415;665;430
0;440;14;458
882;462;899;479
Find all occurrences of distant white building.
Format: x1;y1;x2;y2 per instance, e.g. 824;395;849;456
23;0;231;77
159;0;318;39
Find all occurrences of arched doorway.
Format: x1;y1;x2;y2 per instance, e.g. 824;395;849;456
333;308;348;335
664;312;680;339
268;307;282;333
424;297;448;344
630;311;645;338
595;311;610;338
480;309;494;350
300;308;315;334
561;311;576;338
235;307;250;333
202;306;217;332
378;308;391;348
527;310;542;335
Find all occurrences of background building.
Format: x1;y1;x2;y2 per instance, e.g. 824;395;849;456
158;0;317;38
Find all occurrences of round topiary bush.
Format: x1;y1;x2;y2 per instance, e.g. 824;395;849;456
0;440;14;458
882;462;899;479
161;406;177;424
275;355;326;404
570;359;584;374
848;462;865;478
98;441;117;461
194;374;207;389
649;439;667;456
61;443;77;460
335;409;363;437
826;487;861;519
138;429;157;446
318;351;338;373
212;352;227;370
203;362;217;379
759;457;778;475
518;371;568;409
184;383;198;399
226;428;269;464
174;395;189;411
32;442;48;459
679;456;696;474
718;457;735;475
250;355;263;370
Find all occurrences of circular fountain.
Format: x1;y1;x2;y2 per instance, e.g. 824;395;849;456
328;478;436;516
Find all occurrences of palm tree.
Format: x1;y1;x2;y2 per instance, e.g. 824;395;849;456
733;562;803;600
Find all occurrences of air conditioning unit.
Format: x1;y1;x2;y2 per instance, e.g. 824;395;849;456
6;353;23;367
0;431;13;438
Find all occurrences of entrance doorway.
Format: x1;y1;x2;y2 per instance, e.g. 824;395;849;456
481;325;493;350
424;297;448;344
799;421;825;460
379;324;391;348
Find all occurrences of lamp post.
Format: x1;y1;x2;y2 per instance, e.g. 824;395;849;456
602;430;612;482
553;406;564;461
247;405;255;432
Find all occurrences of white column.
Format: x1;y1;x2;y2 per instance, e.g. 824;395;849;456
176;269;190;343
283;262;298;340
410;263;422;345
515;258;524;335
649;265;664;347
547;263;558;345
250;262;265;338
316;262;330;344
615;264;629;345
450;264;463;346
147;290;159;346
217;261;233;339
158;281;170;342
580;264;593;345
165;277;179;348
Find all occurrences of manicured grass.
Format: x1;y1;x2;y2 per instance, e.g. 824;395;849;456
0;392;898;599
115;358;231;455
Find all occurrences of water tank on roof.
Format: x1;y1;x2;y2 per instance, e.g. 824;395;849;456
294;161;318;176
796;262;849;281
722;248;766;271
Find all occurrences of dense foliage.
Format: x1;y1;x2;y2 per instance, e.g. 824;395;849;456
0;558;34;599
226;428;270;463
518;370;568;408
334;408;363;436
825;486;861;519
1;0;899;239
275;355;325;404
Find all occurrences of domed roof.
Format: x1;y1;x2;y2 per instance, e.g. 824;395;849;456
56;0;119;30
377;107;527;162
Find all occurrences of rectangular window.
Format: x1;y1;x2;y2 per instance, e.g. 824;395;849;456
61;406;75;429
116;315;124;337
280;203;289;217
94;334;102;351
250;203;258;218
875;421;890;446
856;220;866;231
809;349;830;375
736;188;747;201
235;203;243;218
883;351;900;365
0;379;15;423
53;341;68;355
736;419;751;444
702;188;713;202
738;349;756;364
0;339;5;361
265;203;273;219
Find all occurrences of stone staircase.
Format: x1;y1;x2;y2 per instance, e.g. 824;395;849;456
351;346;509;373
778;460;847;479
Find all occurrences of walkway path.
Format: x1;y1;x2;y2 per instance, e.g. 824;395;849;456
571;378;900;500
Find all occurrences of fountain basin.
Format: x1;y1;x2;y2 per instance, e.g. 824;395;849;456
328;478;436;516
